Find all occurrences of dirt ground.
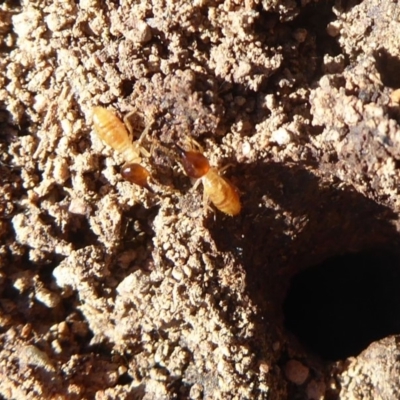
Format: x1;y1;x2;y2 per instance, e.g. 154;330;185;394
2;0;400;399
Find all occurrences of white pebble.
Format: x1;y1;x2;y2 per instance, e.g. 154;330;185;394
35;287;61;308
270;128;292;145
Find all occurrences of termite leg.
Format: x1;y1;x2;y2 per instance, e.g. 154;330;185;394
123;109;144;138
202;189;215;217
178;136;204;153
186;177;201;193
218;163;234;175
123;110;153;158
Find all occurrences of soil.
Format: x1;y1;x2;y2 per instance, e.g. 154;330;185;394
2;0;400;399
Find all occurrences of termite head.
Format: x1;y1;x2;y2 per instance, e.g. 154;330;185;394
176;144;210;179
121;163;151;190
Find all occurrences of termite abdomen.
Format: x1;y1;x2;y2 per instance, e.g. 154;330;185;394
92;106;140;163
203;170;241;216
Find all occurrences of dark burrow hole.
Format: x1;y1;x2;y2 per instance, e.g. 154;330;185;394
292;0;341;57
283;249;400;361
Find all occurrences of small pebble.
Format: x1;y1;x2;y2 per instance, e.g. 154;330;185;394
285;359;309;385
270;128;292;145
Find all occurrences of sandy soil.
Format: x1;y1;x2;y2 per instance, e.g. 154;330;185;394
2;0;400;399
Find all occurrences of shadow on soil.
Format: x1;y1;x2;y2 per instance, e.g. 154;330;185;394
207;161;400;361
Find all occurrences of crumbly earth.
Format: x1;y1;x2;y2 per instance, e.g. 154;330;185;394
1;0;400;399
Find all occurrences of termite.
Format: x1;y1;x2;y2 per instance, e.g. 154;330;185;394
92;106;151;189
177;145;241;216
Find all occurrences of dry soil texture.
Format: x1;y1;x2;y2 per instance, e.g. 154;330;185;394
2;0;400;399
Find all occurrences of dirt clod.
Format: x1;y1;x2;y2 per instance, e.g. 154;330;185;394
2;0;400;399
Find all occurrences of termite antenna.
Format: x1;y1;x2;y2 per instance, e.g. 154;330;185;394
175;143;187;157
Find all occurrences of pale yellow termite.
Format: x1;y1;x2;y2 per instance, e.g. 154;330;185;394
92;106;151;188
177;146;241;216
